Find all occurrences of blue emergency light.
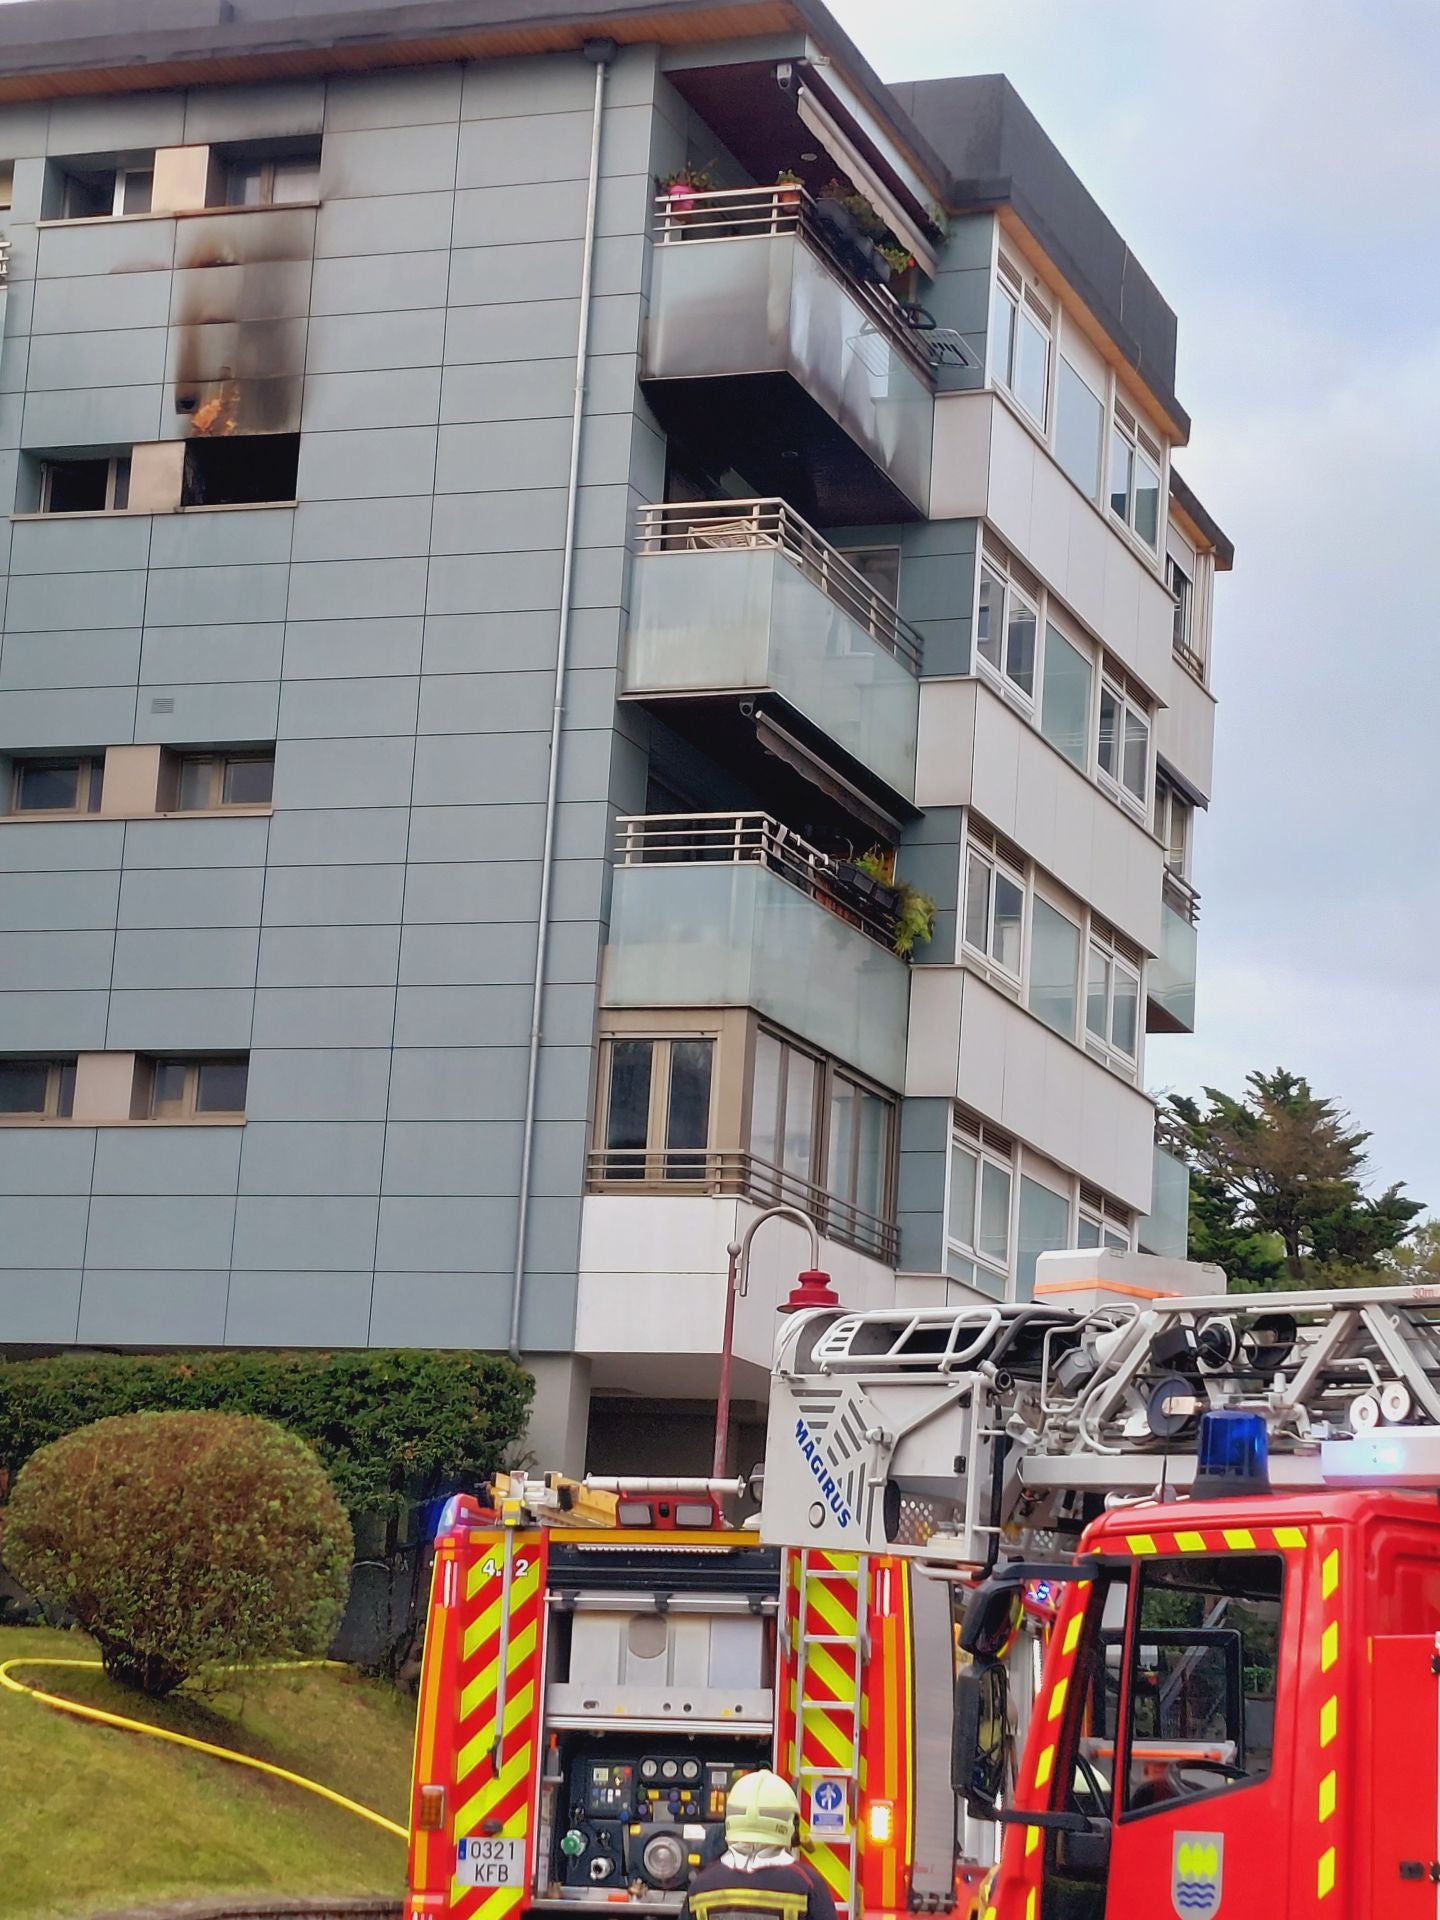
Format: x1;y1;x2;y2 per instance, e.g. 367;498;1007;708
1191;1410;1271;1498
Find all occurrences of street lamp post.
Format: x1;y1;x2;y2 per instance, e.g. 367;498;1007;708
710;1203;838;1479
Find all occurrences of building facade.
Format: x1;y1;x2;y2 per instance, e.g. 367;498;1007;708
0;0;1230;1470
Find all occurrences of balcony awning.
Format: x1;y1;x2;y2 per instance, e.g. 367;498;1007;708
797;80;939;279
753;709;903;844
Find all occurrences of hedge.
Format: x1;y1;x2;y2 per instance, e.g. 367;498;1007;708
0;1348;533;1517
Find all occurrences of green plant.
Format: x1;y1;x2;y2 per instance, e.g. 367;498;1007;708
663;166;713;191
775;168;804;185
877;242;915;275
856;848;936;959
4;1411;352;1695
0;1348;533;1518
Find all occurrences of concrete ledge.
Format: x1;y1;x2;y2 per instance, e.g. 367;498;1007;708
83;1898;402;1920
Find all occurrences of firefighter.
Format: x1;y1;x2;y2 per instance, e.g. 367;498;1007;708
681;1771;838;1920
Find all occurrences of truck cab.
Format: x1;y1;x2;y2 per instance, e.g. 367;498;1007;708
964;1482;1440;1919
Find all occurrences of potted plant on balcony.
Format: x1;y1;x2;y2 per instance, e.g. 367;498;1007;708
854;847;935;959
774;168;804;214
660;166;712;227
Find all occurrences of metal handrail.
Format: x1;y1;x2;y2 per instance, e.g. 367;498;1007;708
614;809;901;951
584;1145;898;1263
1162;866;1201;926
1173;636;1207;681
652;183;936;379
635;498;922;674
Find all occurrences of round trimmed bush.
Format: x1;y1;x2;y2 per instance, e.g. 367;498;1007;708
3;1409;353;1695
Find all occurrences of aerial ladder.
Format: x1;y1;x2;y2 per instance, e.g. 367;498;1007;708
760;1269;1440;1919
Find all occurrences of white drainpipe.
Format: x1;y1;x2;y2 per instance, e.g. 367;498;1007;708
508;37;614;1362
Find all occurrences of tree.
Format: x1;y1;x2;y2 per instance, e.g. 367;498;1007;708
1380;1217;1440;1282
1160;1070;1423;1290
3;1410;352;1696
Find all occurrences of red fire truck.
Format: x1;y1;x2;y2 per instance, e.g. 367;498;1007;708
760;1279;1440;1920
404;1472;993;1920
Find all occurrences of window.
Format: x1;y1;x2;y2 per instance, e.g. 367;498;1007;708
1121;1555;1283;1814
826;1069;891;1238
750;1030;895;1253
136;1055;249;1121
1086;920;1142;1066
990;254;1050;427
0;1057;76;1119
219;148;321;208
180;433;299;507
947;1109;1013;1282
58;160;154;219
165;750;274;812
1039;623;1092;769
975;547;1039;703
1168;552;1197;663
598;1035;714;1180
1056;356;1104;499
1154;780;1192;877
1097;673;1150;809
963;823;1025;980
839;545;902;608
1078;1185;1133;1252
1017;1174;1070;1299
1027;897;1081;1040
0;161;13;211
40;454;130;514
751;1030;818;1185
1109;399;1163;551
9;755;104;815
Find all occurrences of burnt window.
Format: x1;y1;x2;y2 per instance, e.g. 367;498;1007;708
55;159;154;219
163;748;274;812
40;454;130;514
181;434;299;508
133;1055;249;1121
213;142;321;208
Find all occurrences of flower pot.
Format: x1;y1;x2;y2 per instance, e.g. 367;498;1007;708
775;180;802;213
663;183;698;226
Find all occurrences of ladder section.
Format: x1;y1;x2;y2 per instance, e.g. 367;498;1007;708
781;1549;867;1920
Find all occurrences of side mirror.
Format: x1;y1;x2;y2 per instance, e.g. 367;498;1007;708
952;1661;1008;1812
958;1577;1022;1660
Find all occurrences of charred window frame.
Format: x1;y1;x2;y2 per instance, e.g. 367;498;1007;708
161;748;275;813
180;434;299;508
213;141;321;208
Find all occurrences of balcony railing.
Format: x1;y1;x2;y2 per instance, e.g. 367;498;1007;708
653;184;968;379
585;1145;899;1264
1173;635;1207;681
0;238;10;287
636;498;923;674
1162;867;1201;926
615;810;902;952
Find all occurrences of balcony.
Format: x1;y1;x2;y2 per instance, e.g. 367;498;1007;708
603;812;910;1090
626;500;921;804
1138;1141;1191;1260
1147;872;1199;1034
643;186;944;522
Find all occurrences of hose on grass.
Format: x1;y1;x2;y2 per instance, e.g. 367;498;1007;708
0;1655;409;1841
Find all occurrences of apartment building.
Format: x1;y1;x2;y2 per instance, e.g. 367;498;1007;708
0;0;1231;1472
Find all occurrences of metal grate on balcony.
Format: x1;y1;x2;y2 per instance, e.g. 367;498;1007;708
1162;867;1201;926
652;183;970;378
584;1145;899;1264
615;809;904;953
636;498;923;674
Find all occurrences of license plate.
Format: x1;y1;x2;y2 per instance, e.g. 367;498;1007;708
456;1836;526;1888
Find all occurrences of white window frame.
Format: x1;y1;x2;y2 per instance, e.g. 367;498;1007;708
1097;672;1151;814
1084;926;1142;1074
1108;395;1165;554
975;551;1040;708
989;251;1052;431
962;833;1027;985
40;453;131;515
1154;779;1192;879
8;753;104;816
946;1113;1015;1282
1078;1191;1134;1252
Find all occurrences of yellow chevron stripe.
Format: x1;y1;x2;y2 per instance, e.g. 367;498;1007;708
801;1708;856;1770
455;1682;535;1785
459;1621;538;1722
807;1576;860;1640
454;1741;534;1833
458;1887;524;1920
806;1843;850;1901
806;1640;856;1701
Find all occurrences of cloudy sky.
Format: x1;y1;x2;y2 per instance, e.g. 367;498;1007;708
830;0;1440;1213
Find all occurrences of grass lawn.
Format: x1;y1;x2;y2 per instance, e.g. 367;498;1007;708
0;1624;415;1920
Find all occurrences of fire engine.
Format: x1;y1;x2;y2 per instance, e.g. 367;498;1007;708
760;1270;1440;1919
404;1468;993;1920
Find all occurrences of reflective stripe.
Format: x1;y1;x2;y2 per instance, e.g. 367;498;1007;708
690;1889;809;1920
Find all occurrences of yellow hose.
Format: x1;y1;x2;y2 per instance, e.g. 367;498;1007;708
0;1655;409;1841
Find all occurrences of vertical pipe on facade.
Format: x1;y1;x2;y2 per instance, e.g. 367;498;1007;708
508;39;613;1362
